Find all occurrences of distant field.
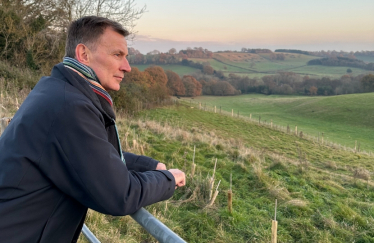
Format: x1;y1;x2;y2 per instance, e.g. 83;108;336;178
132;53;373;79
190;53;373;78
181;93;374;151
289;65;374;78
355;55;374;63
132;64;199;76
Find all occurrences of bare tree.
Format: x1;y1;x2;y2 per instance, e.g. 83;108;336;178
0;0;146;71
58;0;146;35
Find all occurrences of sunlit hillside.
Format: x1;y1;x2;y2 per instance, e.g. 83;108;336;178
77;104;374;242
182;93;374;151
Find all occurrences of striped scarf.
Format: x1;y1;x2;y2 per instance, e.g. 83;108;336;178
63;57;113;106
63;57;125;163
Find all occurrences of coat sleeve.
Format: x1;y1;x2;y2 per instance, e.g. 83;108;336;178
123;152;158;172
38;98;175;216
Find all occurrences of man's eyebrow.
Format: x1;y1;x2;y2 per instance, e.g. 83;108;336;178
113;50;126;55
111;49;128;57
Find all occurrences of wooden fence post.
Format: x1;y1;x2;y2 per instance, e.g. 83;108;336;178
191;145;196;177
271;199;278;243
227;173;232;214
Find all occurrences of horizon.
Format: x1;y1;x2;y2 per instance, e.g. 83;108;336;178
130;0;374;54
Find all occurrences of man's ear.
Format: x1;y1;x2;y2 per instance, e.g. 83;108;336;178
75;44;90;65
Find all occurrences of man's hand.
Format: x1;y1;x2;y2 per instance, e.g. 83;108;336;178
155;162;166;170
168;169;186;189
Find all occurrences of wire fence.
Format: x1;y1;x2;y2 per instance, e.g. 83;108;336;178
177;99;373;156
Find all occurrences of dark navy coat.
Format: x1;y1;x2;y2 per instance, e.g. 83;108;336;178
0;63;175;242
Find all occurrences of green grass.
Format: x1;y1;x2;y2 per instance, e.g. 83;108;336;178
190;53;374;79
132;64;200;76
80;104;374;242
181;93;374;151
190;58;249;73
289;65;374;78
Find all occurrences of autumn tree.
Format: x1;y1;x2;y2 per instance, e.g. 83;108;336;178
168;48;176;54
211;81;238;96
309;86;318;96
165;70;185;96
144;66;168;86
182;75;202;97
147;50;160;55
203;65;214;75
122;67;148;84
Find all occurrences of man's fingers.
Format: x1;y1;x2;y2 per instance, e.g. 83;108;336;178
168;169;186;189
155;162;166;170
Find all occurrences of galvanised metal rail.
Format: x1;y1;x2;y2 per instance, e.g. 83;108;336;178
82;207;187;243
82;224;100;243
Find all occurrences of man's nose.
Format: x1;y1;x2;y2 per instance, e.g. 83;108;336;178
121;58;131;73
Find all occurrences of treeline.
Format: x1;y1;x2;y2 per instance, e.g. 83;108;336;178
189;71;374;96
240;48;272;54
127;47;213;65
275;49;310;55
111;65;206;112
275;49;374;59
308;57;374;71
310;50;374;58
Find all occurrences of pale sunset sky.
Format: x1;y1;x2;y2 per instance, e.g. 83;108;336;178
130;0;374;54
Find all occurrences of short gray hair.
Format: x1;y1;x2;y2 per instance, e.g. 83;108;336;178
65;16;129;58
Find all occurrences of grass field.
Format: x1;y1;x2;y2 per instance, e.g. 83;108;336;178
181;93;374;151
132;52;374;79
289;65;373;78
78;104;374;242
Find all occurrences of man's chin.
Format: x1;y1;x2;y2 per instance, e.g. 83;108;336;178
112;85;121;91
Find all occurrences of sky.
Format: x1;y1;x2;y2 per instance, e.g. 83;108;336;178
129;0;374;54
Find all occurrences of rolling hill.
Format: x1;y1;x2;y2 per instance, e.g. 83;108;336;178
181;93;374;151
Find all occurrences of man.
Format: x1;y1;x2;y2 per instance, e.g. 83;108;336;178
0;16;185;242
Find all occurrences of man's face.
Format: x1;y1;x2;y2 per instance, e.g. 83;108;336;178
87;27;131;91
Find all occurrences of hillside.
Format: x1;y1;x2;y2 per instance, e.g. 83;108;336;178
78;104;373;242
133;52;374;79
182;93;374;151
